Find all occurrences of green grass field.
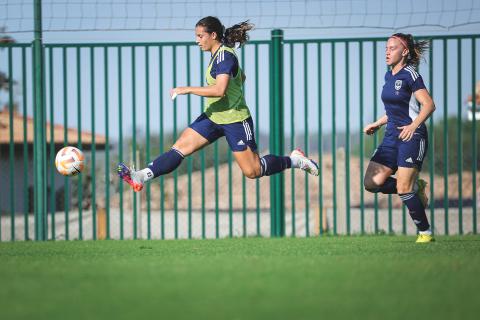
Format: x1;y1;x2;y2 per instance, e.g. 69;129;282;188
1;236;479;320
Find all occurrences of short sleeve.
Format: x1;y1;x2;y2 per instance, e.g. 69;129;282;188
404;66;426;92
410;75;426;92
214;50;238;77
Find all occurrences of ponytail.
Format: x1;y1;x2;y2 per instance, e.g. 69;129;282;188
223;21;254;48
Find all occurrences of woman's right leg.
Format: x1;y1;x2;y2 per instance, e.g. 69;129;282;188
147;127;210;177
363;161;396;194
118;128;210;191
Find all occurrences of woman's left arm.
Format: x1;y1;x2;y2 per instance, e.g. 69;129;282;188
397;89;436;141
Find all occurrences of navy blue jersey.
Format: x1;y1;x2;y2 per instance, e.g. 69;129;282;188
209;47;239;79
381;65;427;135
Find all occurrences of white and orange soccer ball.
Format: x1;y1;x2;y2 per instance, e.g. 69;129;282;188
55;146;85;176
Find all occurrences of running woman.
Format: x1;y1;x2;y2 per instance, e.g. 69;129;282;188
118;16;318;194
363;33;436;243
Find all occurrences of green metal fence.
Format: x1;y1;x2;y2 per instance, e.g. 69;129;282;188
0;33;478;241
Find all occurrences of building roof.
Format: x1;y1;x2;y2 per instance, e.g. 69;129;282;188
0;108;107;147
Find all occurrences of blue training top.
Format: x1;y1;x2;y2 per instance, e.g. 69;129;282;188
381;65;427;136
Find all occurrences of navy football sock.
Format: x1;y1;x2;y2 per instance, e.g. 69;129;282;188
147;148;184;178
259;155;291;177
399;192;430;231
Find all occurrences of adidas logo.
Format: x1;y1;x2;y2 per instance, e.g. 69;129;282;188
405;157;413;163
237;140;245;146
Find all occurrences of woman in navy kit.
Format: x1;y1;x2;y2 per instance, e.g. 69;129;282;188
117;17;318;193
363;33;436;243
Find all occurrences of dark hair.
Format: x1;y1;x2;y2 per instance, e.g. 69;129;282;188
391;33;429;67
196;16;254;48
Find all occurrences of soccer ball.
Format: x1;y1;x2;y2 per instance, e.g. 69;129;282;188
55;146;84;176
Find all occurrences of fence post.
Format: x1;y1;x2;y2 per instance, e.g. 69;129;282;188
270;29;285;237
33;0;47;240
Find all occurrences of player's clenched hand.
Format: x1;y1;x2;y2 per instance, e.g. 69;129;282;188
397;124;416;141
363;123;380;135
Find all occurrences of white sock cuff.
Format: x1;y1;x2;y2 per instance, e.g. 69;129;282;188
140;168;154;182
290;156;300;168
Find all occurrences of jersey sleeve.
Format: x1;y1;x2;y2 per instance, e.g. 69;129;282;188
410;74;426;92
404;66;426;92
214;51;238;77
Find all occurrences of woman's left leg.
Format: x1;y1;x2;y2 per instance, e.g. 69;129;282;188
226;117;318;178
232;147;262;179
232;147;293;179
232;147;320;179
397;167;431;233
396;134;431;238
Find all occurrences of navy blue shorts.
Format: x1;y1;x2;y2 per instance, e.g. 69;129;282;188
189;113;258;152
370;129;428;171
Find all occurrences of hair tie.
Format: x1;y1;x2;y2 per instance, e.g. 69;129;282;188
390;35;409;50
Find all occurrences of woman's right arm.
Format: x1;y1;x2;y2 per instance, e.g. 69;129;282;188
363;114;388;135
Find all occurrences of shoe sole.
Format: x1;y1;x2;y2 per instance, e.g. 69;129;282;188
416;238;435;243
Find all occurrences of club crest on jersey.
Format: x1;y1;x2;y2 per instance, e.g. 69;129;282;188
395;80;402;90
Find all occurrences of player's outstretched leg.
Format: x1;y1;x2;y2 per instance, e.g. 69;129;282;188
248;148;319;178
257;149;319;177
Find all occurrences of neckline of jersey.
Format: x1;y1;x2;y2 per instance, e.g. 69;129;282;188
208;44;224;68
391;64;413;76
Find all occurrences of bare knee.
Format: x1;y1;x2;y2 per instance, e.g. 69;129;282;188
396;167;418;194
172;128;209;156
242;167;261;179
363;173;390;193
172;138;195;156
241;161;262;179
396;181;413;194
364;176;381;193
364;161;394;193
